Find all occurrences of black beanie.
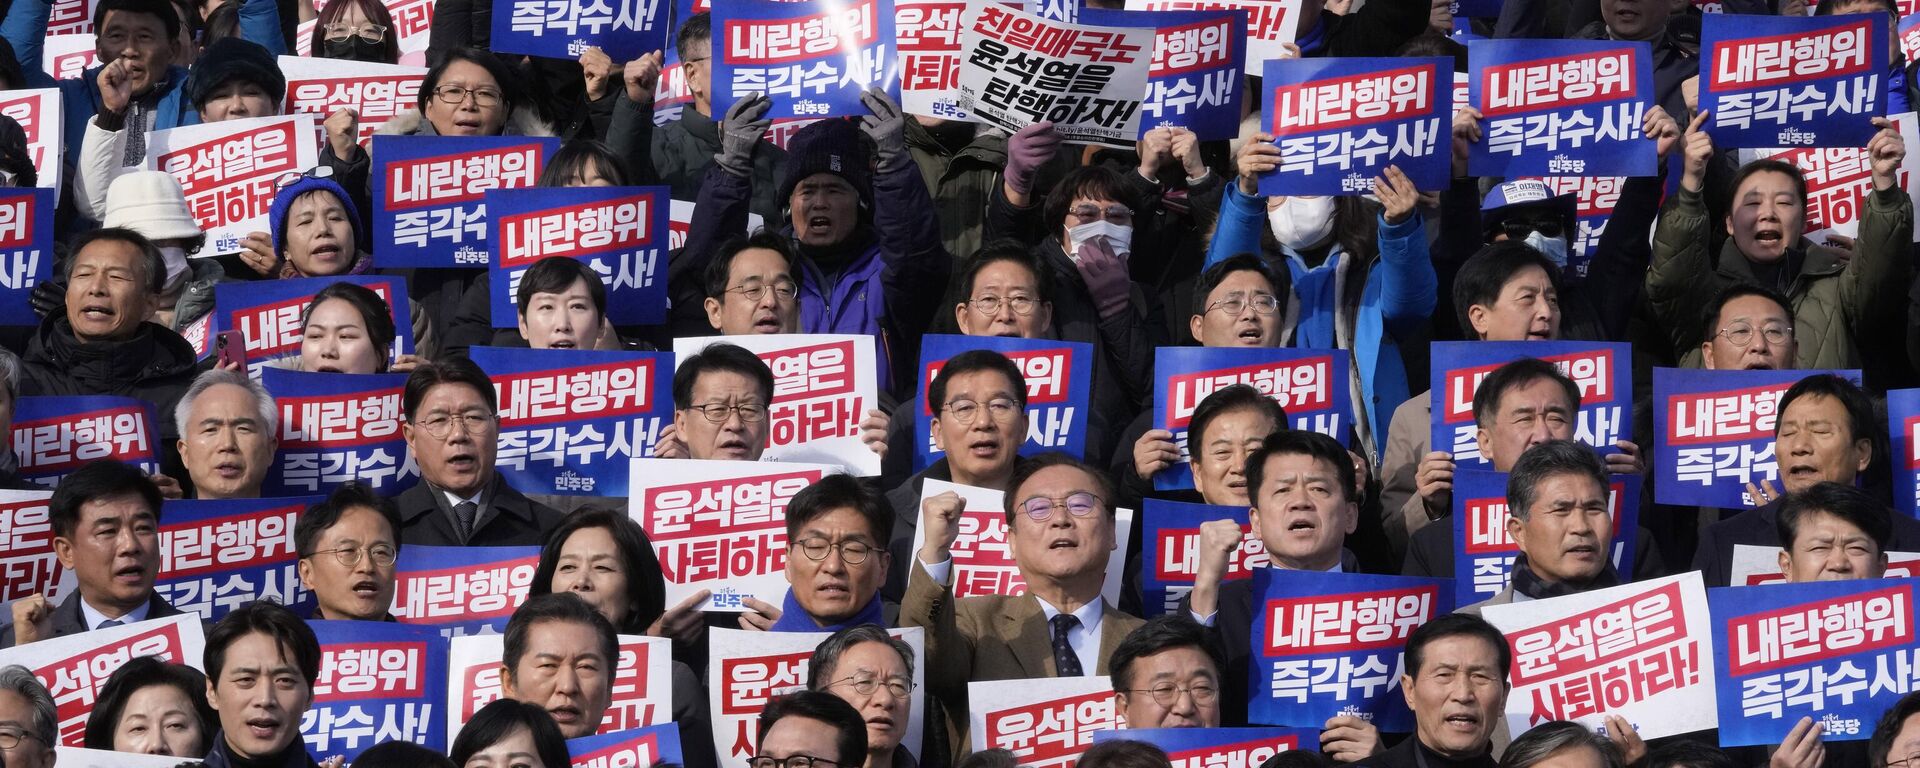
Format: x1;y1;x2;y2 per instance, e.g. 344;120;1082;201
185;38;286;111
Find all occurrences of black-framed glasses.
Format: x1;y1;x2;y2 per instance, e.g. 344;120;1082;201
968;295;1039;316
748;756;841;768
1500;218;1565;240
728;281;798;303
685;402;768;423
943;398;1020;425
308;543;398;567
273;165;336;190
1716;322;1793;347
1020;492;1102;522
1129;681;1220;707
1069;204;1132;224
432;84;503;107
413;411;496;439
1890;754;1920;768
323;22;387;42
790;537;876;564
1204;293;1281;316
0;727;41;751
827;674;914;698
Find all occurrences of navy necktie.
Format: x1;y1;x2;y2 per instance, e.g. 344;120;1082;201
454;501;478;539
98;618;123;629
1050;613;1083;677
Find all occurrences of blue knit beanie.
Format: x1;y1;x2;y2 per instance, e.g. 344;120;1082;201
269;175;361;257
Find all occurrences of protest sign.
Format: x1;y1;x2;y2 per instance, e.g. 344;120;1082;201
1699;12;1885;148
955;4;1154;146
40;35;96;81
157;497;318;622
446;632;672;742
914;334;1094;473
1248;570;1448;730
1467;39;1654;178
261;369;418;496
1482;572;1718;739
970;676;1119;767
304;621;450;760
1429;341;1631;468
629;458;841;612
1904;13;1920;63
1652;367;1860;508
899;0;978;120
710;0;899;119
1730;544;1920;585
1122;0;1300;67
1529;175;1626;280
391;545;540;636
0;491;71;611
1153;346;1352;490
1894;387;1920;517
279;56;427;149
570;725;685;768
485;186;671;326
1450;469;1640;607
1080;8;1247;140
1138;498;1266;617
55;748;189;768
0;614;206;746
470;347;673;497
0;90;63;190
491;0;670;60
48;0;93;35
1745;111;1920;246
12;396;159;486
673;334;883;475
709;626;925;768
1710;579;1920;745
371;134;559;268
215;275;416;373
907;479;1134;606
1258;56;1451;194
0;187;54;324
297;0;434;64
146;114;318;254
1090;728;1318;765
667;199;763;250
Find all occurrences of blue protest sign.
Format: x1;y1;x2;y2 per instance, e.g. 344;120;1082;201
1450;468;1640;608
11;396;160;486
1652;367;1860;509
371;135;560;268
1466;39;1655;178
260;369;418;496
485;186;672;327
1700;12;1886;148
468;347;673;497
1453;0;1502;18
1090;727;1319;763
0;188;53;325
1079;8;1247;141
1709;580;1920;746
304;621;451;760
1248;570;1451;730
215;274;416;373
1138;499;1266;617
157;496;320;621
1258;56;1451;195
490;0;670;61
710;0;900;120
567;724;685;768
1152;346;1353;491
1428;341;1631;469
391;545;540;637
913;334;1093;473
1892;388;1920;518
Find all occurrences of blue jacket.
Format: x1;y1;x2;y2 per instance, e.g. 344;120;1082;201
3;0;284;167
1204;184;1436;462
679;158;952;397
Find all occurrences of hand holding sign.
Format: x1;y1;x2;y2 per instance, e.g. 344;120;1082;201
715;94;772;178
1005;121;1062;204
1451;106;1482;178
860;86;909;173
649;590;711;644
1870;116;1905;192
1170;128;1205;179
1415;450;1454;521
625;52;663;106
919;490;965;564
1771;717;1824;768
860;408;889;458
1605;441;1645;476
1682;110;1714;194
1645;105;1680;162
237;232;278;277
1235;133;1280;196
1134;429;1181;480
1320;715;1383;763
649;423;688;459
1139;126;1175;179
1603;715;1646;767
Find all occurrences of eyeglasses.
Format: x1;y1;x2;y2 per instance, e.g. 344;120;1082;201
1500;218;1564;240
747;757;841;768
308;543;398;567
943;398;1021;425
0;727;41;751
1204;293;1282;316
273;165;336;190
827;674;914;698
413;411;496;439
1891;754;1920;768
968;295;1039;316
686;402;768;423
728;281;798;303
1069;204;1133;224
1717;322;1793;348
323;23;387;42
1020;492;1102;522
791;537;877;564
431;84;503;107
1128;681;1220;707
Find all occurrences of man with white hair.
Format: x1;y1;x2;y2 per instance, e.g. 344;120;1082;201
0;664;57;768
173;368;277;499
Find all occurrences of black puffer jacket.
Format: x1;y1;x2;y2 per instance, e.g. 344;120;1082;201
19;318;199;439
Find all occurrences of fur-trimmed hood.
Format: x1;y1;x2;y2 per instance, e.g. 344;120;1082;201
377;106;556;138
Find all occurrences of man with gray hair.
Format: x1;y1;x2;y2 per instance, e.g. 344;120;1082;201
171;368;277;499
1461;440;1620;615
0;664;56;768
807;625;921;768
0;349;45;491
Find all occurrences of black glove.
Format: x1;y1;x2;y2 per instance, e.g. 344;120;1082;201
29;280;63;320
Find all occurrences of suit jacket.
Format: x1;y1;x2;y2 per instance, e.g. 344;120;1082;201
395;473;564;547
1457;587;1515;617
1693;498;1920;588
0;591;187;648
900;561;1144;763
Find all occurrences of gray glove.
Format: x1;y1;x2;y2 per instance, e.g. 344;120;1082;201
714;93;772;178
860;86;908;173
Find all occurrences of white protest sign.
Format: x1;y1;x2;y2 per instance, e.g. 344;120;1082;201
41;34;97;81
56;747;196;768
0;490;74;617
628;458;843;612
672;334;882;476
1729;543;1920;586
445;632;671;743
278;56;427;150
145;114;319;255
0;614;207;746
0;89;62;190
955;4;1154;147
1743;111;1920;244
909;479;1133;607
668;199;765;251
969;675;1119;767
708;626;926;768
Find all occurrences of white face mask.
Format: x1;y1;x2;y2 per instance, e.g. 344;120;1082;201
1268;196;1337;251
1065;220;1132;262
1524;231;1570;269
158;245;190;287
